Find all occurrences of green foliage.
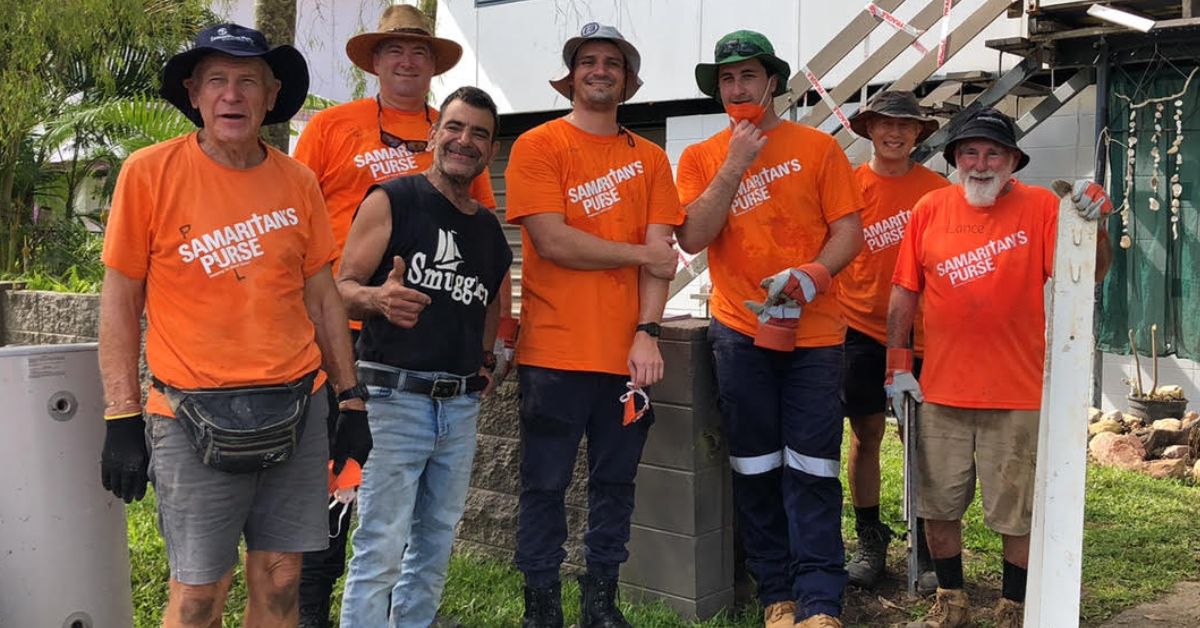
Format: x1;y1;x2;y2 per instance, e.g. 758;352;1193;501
2;216;105;292
0;0;211;273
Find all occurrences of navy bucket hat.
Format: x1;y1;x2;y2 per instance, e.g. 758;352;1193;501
160;23;309;127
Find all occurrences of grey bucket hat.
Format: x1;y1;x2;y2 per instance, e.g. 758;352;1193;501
849;90;939;143
549;22;643;101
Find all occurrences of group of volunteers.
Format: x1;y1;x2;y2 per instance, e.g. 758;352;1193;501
94;5;1114;628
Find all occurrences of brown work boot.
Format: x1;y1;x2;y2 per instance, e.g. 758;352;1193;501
993;597;1023;628
764;601;796;628
905;588;970;628
795;613;843;627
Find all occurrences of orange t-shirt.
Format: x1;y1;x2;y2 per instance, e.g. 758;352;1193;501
505;119;685;375
102;133;336;417
892;181;1057;410
676;121;863;346
839;163;949;348
293;97;496;253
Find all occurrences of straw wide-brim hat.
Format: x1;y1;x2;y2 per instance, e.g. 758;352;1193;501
849;90;940;143
345;4;463;76
549;22;643;101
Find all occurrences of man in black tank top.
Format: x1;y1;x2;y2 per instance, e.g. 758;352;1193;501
332;86;512;627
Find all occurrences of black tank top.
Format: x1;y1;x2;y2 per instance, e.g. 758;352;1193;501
357;175;512;375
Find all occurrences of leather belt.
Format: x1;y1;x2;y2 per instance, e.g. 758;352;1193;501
358;365;487;399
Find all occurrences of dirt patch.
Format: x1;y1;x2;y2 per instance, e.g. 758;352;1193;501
839;557;1001;627
1092;582;1200;628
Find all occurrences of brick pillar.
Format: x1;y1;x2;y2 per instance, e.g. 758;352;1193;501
620;318;734;619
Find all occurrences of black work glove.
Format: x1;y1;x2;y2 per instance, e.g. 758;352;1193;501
331;408;372;475
100;414;149;503
324;382;339;452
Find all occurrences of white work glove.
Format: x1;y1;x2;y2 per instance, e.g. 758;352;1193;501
1069;179;1113;221
759;262;831;307
884;348;924;409
886;371;924;411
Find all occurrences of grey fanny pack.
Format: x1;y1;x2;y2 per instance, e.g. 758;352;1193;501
153;370;317;474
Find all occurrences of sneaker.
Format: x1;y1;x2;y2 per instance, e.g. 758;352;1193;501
847;523;893;588
522;582;564;628
764;600;797;628
993;597;1024;628
795;613;843;627
905;587;970;628
578;574;631;628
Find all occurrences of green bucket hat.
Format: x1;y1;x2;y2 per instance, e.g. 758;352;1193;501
695;30;791;100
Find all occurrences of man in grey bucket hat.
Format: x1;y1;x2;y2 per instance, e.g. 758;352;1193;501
505;21;684;628
549;22;644;102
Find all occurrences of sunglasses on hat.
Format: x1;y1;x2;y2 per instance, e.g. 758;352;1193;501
717;39;765;60
376;95;432;153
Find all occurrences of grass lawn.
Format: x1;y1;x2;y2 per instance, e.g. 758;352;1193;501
126;422;1199;626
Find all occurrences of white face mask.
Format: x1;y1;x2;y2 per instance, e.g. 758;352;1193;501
619;381;651;425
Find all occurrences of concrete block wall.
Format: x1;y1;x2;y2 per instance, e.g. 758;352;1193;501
0;284;100;346
457;317;734;620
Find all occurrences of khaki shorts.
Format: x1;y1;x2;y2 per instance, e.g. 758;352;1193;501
915;402;1039;536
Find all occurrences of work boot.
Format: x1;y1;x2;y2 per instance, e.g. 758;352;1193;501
578;574;631;628
764;600;796;628
847;522;893;588
298;603;329;628
795;613;843;627
993;597;1024;628
905;588;970;628
522;582;564;628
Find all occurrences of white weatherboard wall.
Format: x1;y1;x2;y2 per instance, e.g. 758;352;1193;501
440;0;1024;115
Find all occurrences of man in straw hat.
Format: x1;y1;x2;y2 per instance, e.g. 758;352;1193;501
675;30;864;628
505;22;684;628
98;23;370;626
887;107;1112;628
839;91;947;592
292;6;512;625
335;85;512;628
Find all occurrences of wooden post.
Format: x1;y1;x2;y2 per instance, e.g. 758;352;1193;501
1024;191;1097;627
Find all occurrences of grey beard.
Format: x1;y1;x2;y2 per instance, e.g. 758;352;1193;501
962;175;1005;207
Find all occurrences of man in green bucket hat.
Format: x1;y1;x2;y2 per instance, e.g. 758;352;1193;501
677;30;865;628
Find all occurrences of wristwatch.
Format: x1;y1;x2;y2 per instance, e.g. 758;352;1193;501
337;383;369;403
635;322;661;338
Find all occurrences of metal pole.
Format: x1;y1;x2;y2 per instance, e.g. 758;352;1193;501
1092;40;1110;409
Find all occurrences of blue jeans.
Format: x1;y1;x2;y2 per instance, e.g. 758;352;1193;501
708;319;847;619
339;370;480;628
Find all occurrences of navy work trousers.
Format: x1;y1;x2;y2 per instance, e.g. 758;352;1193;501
514;365;653;587
708;319;847;619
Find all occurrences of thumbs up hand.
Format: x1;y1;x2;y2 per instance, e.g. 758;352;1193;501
375;255;431;328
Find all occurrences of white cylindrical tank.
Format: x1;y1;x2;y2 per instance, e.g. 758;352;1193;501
0;343;134;628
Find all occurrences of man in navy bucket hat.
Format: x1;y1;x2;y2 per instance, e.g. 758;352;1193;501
98;22;370;627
